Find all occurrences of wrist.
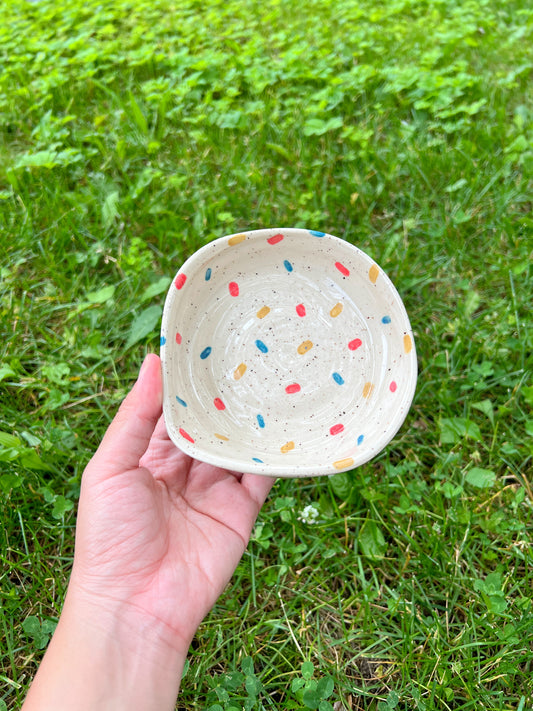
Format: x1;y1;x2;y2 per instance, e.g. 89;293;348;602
64;581;193;663
23;585;189;711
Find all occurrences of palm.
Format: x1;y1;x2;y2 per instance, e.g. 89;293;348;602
74;416;274;648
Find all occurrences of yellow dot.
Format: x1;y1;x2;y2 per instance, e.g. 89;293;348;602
369;264;379;284
257;306;270;319
234;363;247;380
333;457;354;470
281;441;295;453
233;363;248;380
297;340;313;355
403;334;413;353
228;233;246;246
215;433;229;441
330;302;343;318
363;382;374;398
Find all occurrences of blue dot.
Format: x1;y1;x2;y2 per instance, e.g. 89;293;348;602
160;336;166;346
200;346;212;359
176;396;187;407
255;339;268;353
284;260;293;272
382;315;391;324
257;414;265;428
205;267;212;281
332;372;344;385
357;434;364;446
253;457;264;463
309;230;325;237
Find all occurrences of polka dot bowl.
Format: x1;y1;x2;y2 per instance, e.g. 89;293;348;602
161;228;417;478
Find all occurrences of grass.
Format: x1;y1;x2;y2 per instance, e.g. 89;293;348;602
1;0;532;708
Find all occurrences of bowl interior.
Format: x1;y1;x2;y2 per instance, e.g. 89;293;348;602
161;229;417;477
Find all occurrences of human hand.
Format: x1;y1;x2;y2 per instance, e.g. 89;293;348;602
23;354;275;711
72;352;275;651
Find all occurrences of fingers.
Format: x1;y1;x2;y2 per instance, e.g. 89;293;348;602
240;473;277;511
150;413;174;443
235;472;276;544
88;354;163;480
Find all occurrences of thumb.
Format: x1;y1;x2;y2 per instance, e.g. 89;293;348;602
89;354;163;480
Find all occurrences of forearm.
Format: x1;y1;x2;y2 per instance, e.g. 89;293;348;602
22;590;188;711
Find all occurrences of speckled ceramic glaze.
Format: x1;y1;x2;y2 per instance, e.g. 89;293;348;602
160;229;417;477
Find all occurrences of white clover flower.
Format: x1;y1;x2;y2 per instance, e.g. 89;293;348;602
298;504;320;524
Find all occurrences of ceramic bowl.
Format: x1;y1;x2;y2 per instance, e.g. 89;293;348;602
160;228;417;477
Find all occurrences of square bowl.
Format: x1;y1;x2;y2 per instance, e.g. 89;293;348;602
161;228;417;477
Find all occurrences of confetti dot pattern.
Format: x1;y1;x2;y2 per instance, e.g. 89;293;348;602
175;273;187;290
228;233;246;246
335;261;350;277
330;303;343;318
161;228;417;478
179;427;194;443
334;457;354;470
363;382;374;398
234;363;247;380
369;265;379;284
297;340;313;355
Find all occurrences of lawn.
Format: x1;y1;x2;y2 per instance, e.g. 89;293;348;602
1;0;532;708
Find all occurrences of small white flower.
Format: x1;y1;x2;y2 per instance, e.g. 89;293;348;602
298;504;320;524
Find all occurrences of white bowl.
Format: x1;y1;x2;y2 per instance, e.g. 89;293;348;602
160;229;417;477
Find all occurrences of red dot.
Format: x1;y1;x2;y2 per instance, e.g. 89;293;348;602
285;383;301;394
229;281;239;296
175;332;182;344
296;303;306;317
175;273;187;290
214;397;226;410
267;233;284;245
348;338;362;351
390;381;397;392
330;424;344;436
335;262;350;277
179;427;194;443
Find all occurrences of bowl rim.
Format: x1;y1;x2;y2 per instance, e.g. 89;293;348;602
161;228;417;478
